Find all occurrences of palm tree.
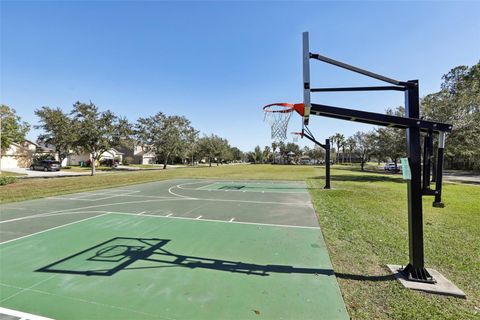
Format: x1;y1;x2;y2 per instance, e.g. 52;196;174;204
271;142;278;164
346;137;356;163
332;133;345;164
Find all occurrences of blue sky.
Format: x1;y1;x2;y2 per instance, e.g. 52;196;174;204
1;1;479;151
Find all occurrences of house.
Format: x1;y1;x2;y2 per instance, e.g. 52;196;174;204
66;148;124;166
118;143;156;165
0;140;54;169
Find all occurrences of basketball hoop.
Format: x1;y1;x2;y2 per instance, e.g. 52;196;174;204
291;131;303;143
263;103;304;141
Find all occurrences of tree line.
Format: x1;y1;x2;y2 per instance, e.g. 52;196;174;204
1;61;478;173
249;61;479;170
1;101;243;175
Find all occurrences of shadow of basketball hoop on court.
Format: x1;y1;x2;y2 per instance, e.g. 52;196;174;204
35;237;373;279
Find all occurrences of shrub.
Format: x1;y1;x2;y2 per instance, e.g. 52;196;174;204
0;176;17;186
123;156;134;165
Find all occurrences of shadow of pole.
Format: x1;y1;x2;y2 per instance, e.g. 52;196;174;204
36;237;394;282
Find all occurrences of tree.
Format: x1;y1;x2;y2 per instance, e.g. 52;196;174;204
354;131;376;171
0;105;30;173
213;137;231;165
271;142;278;164
184;127;199;165
253;145;263;164
374;107;406;169
346;137;356;163
285;142;301;163
263;146;272;163
135;113;195;169
330;133;345;163
334;134;345;163
421;62;480;169
71;101;131;176
308;145;325;163
230;147;244;162
375;127;404;168
35;106;76;165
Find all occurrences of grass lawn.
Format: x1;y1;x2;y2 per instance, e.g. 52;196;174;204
0;164;478;319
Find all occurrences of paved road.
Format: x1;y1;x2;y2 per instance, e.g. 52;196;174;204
443;170;480;184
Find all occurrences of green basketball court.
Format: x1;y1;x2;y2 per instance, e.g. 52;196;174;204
0;179;348;319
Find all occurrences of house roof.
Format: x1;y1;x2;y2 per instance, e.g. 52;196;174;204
109;148;124;155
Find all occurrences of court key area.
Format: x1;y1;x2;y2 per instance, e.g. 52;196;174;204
0;179;348;319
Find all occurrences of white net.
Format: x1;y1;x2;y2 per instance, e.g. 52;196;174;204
264;105;294;141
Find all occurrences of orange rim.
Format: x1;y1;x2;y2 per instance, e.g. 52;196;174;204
263;103;305;116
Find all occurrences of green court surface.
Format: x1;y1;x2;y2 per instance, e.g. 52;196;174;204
0;179;348;320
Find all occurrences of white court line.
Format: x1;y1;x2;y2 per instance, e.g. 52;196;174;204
0;283;173;319
48;194;126;202
49;193;174;201
109;211;320;230
196;182;219;190
168;185;197;199
177;181;309;194
0;211;107;224
196;215;202;219
0;274;58;304
47;197;96;201
20;198;188;219
196;197;311;207
4;190;309;230
0;307;53;320
181;202;208;216
173;184;310;206
0;213;109;245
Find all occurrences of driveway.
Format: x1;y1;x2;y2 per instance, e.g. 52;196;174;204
4;168;92;178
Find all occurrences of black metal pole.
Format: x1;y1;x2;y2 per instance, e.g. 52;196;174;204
422;131;433;191
301;129;332;189
309;53;409;87
325;139;331;189
311;85;406;92
433;132;445;207
401;80;434;283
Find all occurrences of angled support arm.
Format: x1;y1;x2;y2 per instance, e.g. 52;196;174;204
309;103;453;133
309;53;412;87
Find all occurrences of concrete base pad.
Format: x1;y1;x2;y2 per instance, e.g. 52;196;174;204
387;264;466;298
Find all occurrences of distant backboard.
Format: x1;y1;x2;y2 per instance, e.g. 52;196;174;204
302;32;311;126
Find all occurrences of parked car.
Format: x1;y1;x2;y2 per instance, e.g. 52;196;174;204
30;160;61;172
100;159;119;167
384;163;400;173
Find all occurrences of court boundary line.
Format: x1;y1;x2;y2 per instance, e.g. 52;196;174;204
0;210;109;224
196;182;219;190
0;283;174;320
109;211;320;230
2;191;311;226
48;193;176;201
0;307;54;320
0;213;110;245
172;183;311;206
